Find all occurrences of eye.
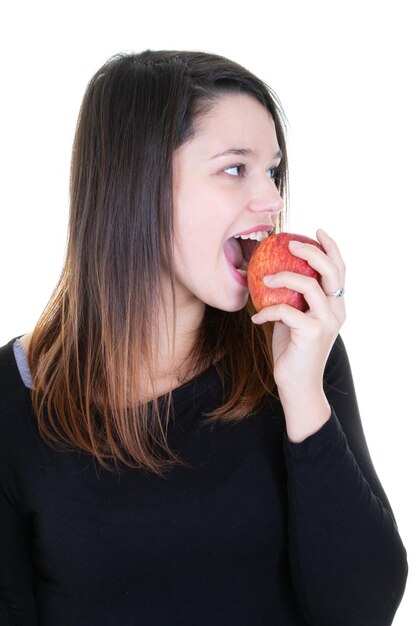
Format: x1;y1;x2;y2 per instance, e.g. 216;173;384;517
223;164;245;177
268;166;281;181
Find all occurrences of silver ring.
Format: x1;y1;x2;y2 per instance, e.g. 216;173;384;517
327;287;345;298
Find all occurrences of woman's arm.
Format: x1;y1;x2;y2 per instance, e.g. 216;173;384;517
283;335;408;625
252;231;407;624
0;481;39;625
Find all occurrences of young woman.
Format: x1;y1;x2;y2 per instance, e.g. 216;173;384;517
0;50;407;625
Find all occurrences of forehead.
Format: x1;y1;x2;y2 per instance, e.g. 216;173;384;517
184;93;279;157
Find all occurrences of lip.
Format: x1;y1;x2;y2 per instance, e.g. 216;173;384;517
224;224;274;289
225;257;248;288
232;224;275;238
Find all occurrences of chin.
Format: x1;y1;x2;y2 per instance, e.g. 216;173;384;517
209;292;249;313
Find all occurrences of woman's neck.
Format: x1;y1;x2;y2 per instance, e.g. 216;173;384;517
135;295;206;402
17;298;207;403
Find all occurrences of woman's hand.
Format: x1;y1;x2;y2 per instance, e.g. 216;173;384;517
251;229;346;442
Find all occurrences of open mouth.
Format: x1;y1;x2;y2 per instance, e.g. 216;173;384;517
224;230;271;277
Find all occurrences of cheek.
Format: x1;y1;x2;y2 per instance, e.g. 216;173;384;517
173;183;231;272
175;209;221;259
174;232;213;269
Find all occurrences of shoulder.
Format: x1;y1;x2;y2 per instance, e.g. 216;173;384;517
0;337;32;427
0;337;22;386
0;340;40;497
0;338;38;479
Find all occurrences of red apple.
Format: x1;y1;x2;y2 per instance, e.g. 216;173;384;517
247;232;324;312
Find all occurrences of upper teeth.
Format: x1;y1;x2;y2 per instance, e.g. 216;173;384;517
234;230;270;242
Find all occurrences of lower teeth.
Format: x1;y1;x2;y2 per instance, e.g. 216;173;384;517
234;258;248;277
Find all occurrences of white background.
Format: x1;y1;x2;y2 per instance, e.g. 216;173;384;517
0;1;416;622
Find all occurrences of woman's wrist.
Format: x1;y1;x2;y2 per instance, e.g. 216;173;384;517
279;388;331;443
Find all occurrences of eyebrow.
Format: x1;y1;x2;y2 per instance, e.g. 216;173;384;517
210;148;283;161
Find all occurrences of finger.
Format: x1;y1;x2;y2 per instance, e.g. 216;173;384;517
287;238;335;276
316;229;346;275
251;304;337;350
251;302;312;327
262;271;338;318
315;231;346;312
288;234;344;281
287;231;346;299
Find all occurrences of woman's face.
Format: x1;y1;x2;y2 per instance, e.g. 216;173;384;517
172;93;284;313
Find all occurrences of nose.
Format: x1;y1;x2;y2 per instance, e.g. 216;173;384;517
247;179;284;216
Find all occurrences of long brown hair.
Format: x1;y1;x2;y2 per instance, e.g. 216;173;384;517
28;50;288;475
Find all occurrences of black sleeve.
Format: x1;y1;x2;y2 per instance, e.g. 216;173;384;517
0;341;39;625
283;334;408;626
0;600;14;626
0;477;39;625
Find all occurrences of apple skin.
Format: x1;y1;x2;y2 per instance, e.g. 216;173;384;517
247;233;324;312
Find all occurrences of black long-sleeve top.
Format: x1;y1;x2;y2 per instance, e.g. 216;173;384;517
0;335;407;625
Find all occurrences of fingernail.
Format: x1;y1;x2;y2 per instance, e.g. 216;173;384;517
289;240;304;248
263;275;275;285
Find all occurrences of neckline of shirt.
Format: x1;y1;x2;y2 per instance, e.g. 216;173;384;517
11;336;223;406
